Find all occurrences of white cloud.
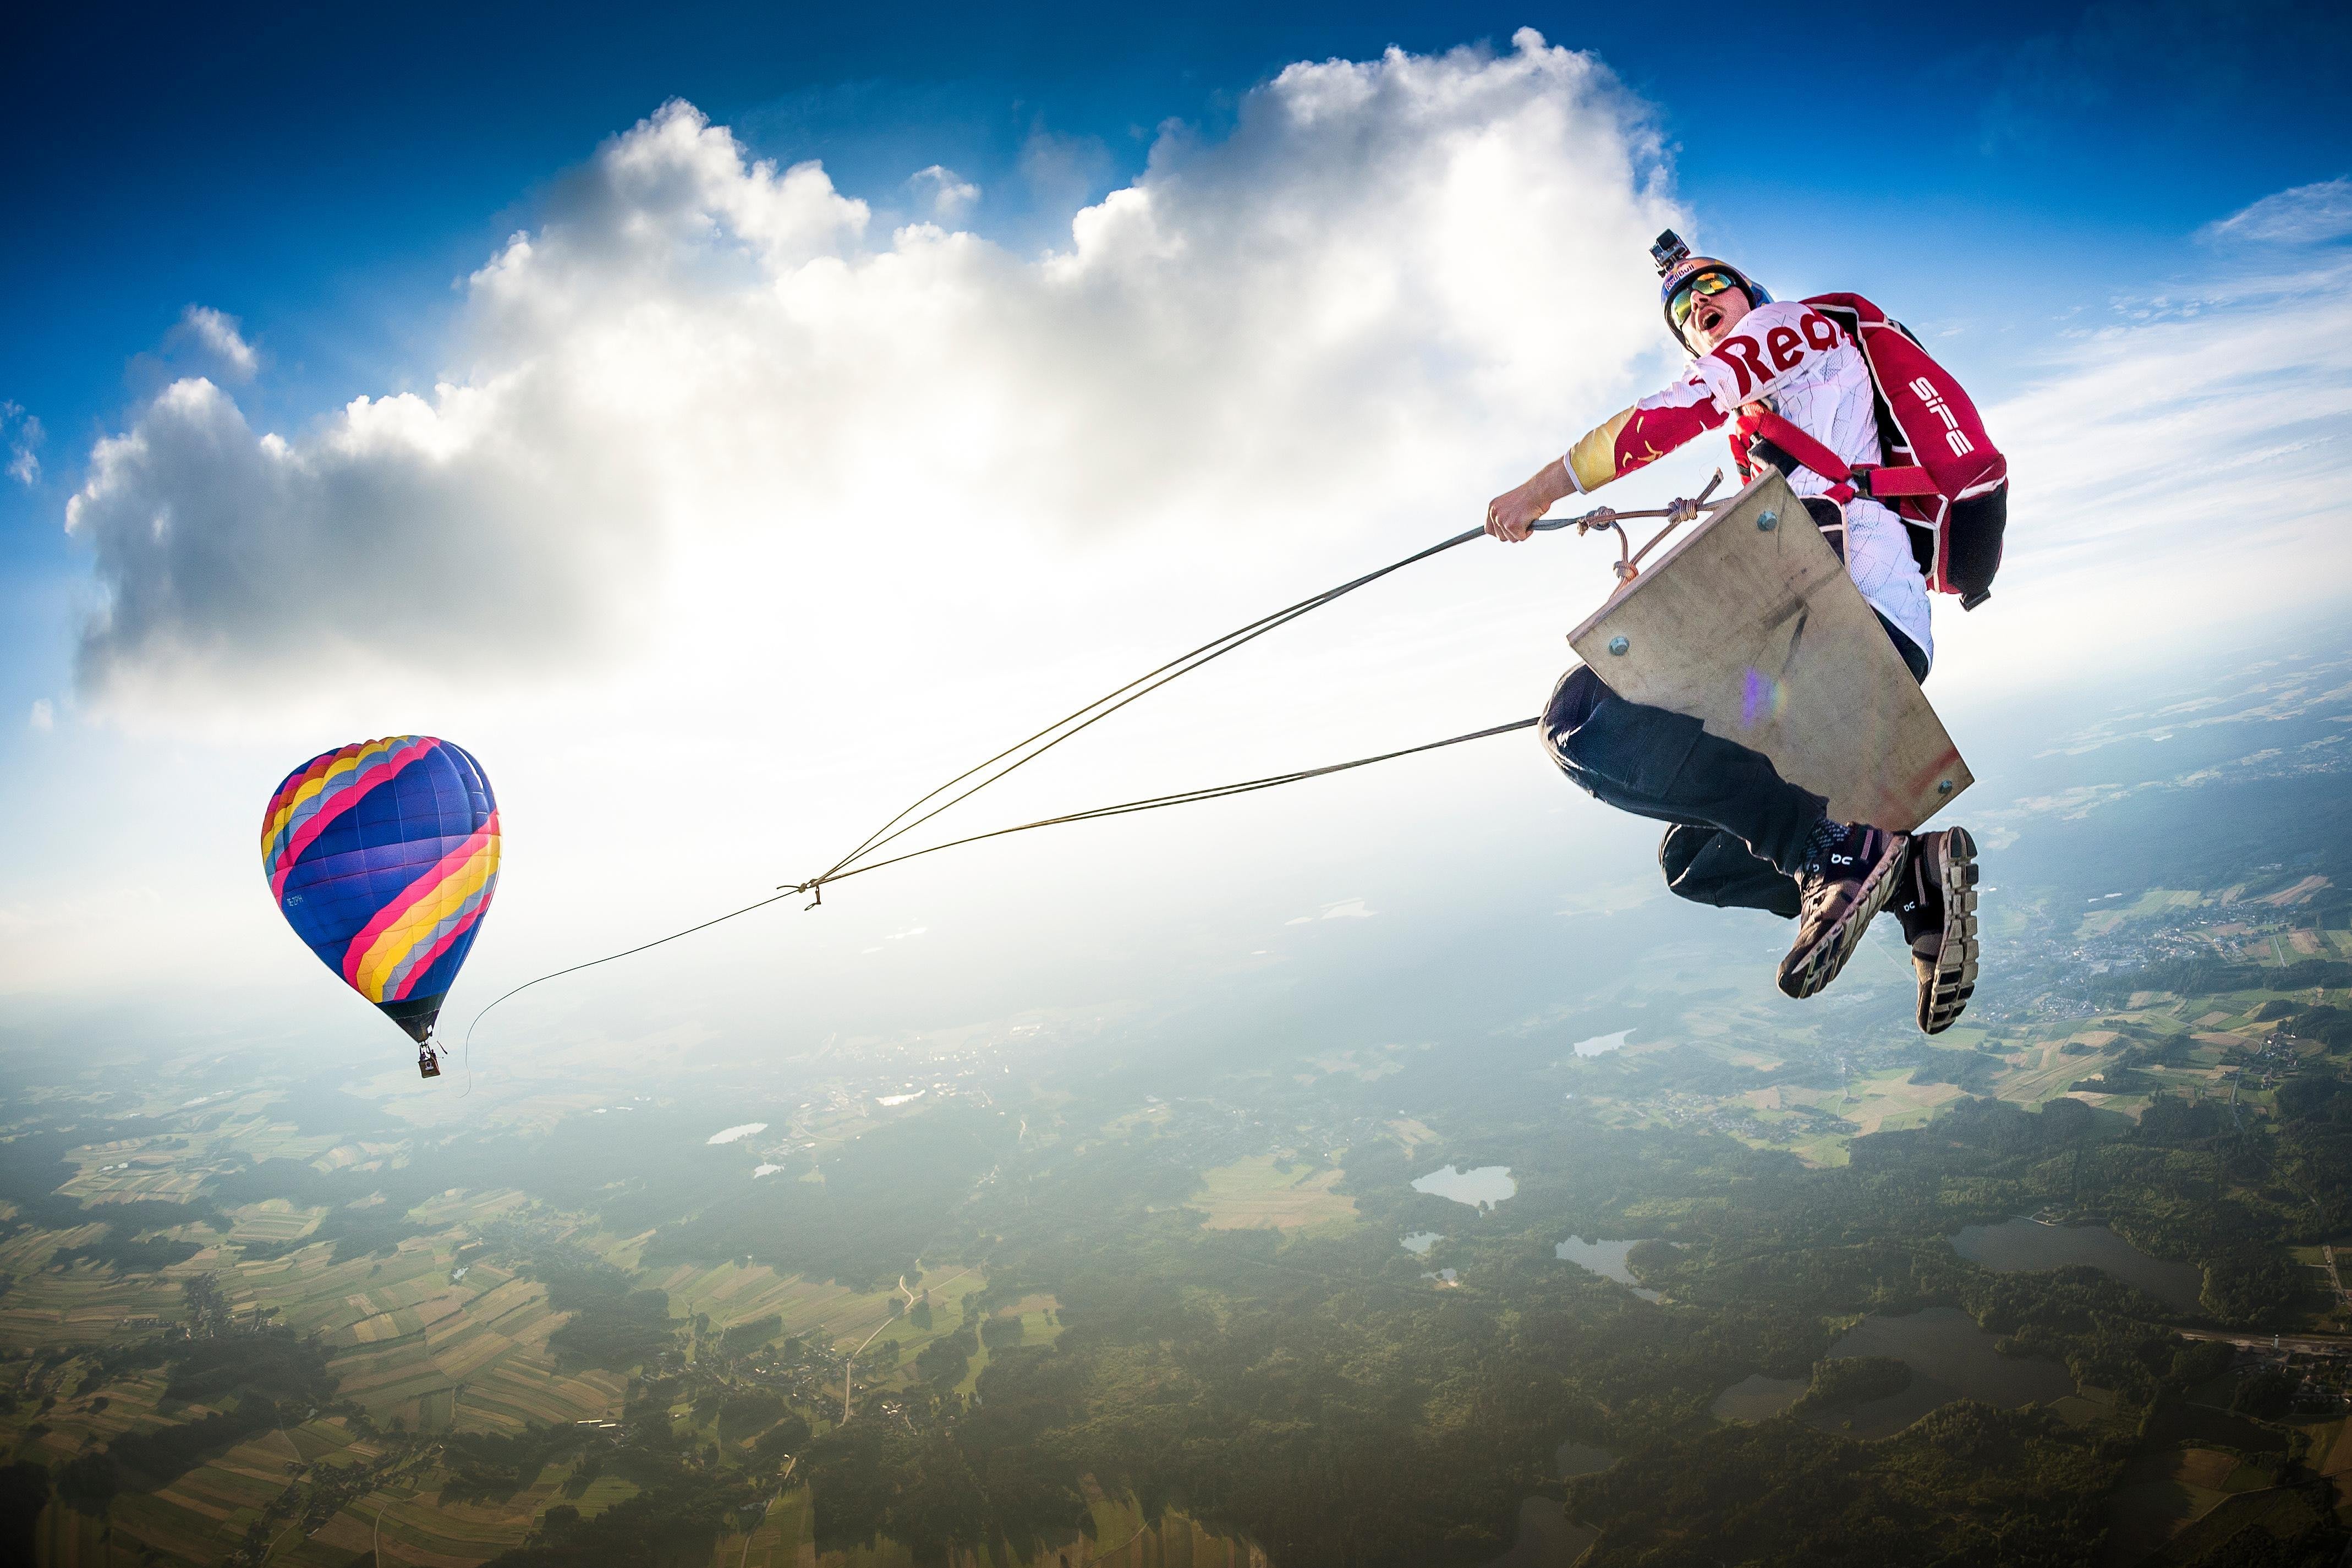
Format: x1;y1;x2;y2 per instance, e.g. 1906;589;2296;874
62;34;1677;721
2202;177;2352;247
2;401;39;485
28;699;53;732
909;164;979;222
1929;255;2352;695
176;305;260;380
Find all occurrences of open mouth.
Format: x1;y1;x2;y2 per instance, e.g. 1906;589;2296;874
1693;303;1724;335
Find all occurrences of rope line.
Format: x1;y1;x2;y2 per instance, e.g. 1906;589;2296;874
788;716;1542;891
809;522;1495;884
456;482;1723;1054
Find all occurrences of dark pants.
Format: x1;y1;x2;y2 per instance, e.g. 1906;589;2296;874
1542;610;1930;920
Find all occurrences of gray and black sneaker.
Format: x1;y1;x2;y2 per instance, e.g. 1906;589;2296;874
1896;827;1980;1035
1777;822;1909;1000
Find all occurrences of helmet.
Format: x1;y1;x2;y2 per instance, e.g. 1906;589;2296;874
1651;230;1769;346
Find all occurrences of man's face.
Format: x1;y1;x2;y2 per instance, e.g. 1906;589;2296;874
1679;273;1752;353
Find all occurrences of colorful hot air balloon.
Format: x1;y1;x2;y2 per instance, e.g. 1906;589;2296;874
261;737;500;1070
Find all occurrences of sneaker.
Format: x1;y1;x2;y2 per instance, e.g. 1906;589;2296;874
1895;827;1980;1035
1776;823;1909;1000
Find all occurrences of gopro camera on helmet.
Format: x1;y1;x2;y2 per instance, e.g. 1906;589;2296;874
1651;230;1691;276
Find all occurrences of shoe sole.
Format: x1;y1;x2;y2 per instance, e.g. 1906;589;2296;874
1779;832;1909;1000
1918;827;1981;1035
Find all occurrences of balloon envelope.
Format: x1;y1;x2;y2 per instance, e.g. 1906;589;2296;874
261;737;500;1043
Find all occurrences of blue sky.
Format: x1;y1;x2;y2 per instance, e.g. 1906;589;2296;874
3;2;2349;1071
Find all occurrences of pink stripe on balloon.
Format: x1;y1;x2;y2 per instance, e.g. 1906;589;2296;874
339;814;500;989
385;877;496;1001
269;736;437;900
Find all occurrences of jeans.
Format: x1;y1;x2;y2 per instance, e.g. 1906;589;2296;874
1541;607;1930;920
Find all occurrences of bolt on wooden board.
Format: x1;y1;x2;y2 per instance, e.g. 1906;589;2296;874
1566;472;1971;832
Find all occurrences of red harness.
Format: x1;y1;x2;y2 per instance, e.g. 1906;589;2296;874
1729;294;2009;608
1733;408;1940;505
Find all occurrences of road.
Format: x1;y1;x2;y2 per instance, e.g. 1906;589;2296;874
838;1263;982;1423
734;1457;797;1568
2175;1328;2352;1355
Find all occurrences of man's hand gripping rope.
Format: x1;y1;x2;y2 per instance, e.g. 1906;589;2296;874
1491;470;1725;580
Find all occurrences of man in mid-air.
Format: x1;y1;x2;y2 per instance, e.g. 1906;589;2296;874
1483;237;1986;1033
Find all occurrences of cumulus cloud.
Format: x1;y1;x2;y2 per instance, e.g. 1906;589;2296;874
64;32;1679;717
65;374;659;704
2201;177;2352;247
175;305;260;379
2;401;40;485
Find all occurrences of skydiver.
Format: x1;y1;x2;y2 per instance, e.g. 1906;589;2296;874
1483;239;1987;1032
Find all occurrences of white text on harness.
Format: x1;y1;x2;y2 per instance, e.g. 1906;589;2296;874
1909;376;1977;458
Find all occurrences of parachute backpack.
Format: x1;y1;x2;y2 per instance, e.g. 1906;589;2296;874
1653;231;2011;610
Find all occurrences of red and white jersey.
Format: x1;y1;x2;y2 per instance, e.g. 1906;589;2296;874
1563;300;1933;663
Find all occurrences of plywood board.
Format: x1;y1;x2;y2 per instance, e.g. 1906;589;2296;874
1566;473;1970;832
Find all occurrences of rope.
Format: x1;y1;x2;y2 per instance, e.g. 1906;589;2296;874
455;715;1540;1059
807;523;1499;886
454;481;1721;1055
782;716;1541;892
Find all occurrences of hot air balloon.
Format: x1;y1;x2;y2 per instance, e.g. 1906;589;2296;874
261;737;500;1077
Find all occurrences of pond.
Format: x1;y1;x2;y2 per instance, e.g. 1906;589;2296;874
1483;1498;1598;1568
1413;1165;1516;1208
1400;1231;1443;1256
1478;1441;1618;1566
1554;1440;1616;1478
1555;1236;1663;1301
1950;1218;2204;1313
1571;1029;1633;1057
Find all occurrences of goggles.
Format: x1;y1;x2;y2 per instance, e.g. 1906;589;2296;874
1668;270;1743;331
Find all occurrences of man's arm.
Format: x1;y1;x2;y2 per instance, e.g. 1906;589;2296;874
1485;457;1574;542
1485;374;1726;544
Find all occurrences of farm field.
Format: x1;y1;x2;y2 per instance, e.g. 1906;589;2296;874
1192;1155;1357;1231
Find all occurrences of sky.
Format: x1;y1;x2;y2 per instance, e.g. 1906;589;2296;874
3;1;2349;1084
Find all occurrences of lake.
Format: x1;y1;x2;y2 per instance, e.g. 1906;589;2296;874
1413;1165;1516;1208
1709;1374;1810;1422
1950;1217;2205;1313
1572;1029;1633;1057
1555;1236;1663;1301
1710;1307;2073;1437
1813;1307;2074;1439
1401;1231;1443;1255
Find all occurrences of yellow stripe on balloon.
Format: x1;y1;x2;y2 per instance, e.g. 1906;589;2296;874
261;754;357;854
260;738;398;856
351;838;502;1004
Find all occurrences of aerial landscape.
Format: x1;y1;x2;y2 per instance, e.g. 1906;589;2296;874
4;640;2351;1565
4;2;2350;1564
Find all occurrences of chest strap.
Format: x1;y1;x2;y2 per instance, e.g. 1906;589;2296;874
1735;409;1937;504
